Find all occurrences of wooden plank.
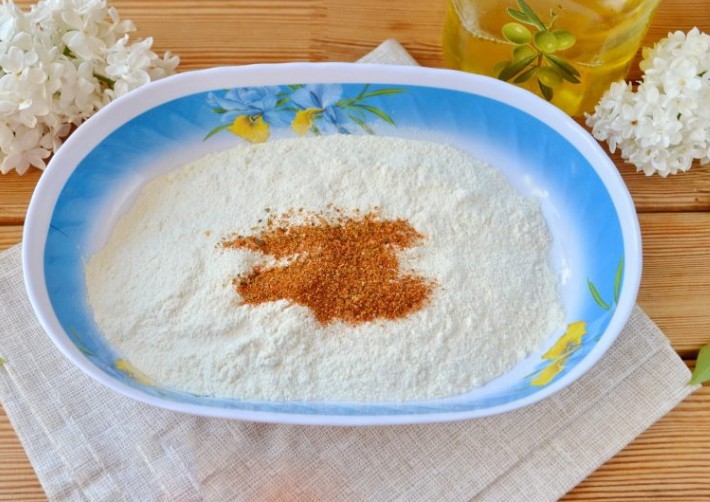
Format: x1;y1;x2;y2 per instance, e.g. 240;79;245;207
565;382;710;500
0;227;22;252
619;163;710;214
0;171;41;225
638;213;710;357
317;0;445;66
0;407;45;501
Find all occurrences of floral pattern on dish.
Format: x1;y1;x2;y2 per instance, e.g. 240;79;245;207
205;84;404;142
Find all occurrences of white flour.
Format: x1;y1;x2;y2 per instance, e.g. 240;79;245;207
85;135;564;402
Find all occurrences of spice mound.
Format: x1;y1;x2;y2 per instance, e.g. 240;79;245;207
222;209;435;325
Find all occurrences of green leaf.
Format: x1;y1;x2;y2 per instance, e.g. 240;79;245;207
357;88;406;99
493;60;509;78
211;107;228;114
544;53;581;78
287;84;304;90
497;55;536;82
350;107;367;121
348;114;376;135
203;124;230;141
355;84;371;99
587;278;610;311
275;96;291;107
517;0;546;30
538;80;553;100
614;257;624;304
513;66;537;83
350;103;396;125
506;8;533;25
69;328;93;356
690;343;710;385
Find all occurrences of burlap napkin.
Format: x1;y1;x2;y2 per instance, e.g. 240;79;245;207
0;40;698;502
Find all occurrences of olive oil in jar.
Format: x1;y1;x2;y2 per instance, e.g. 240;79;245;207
442;0;661;116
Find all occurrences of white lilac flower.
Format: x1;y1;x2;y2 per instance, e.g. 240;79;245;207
586;27;710;177
0;0;178;174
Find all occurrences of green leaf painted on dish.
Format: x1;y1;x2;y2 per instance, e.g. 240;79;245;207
357;88;406;99
587;278;610;311
690;343;710;385
348;113;376;135
203;124;231;141
349;103;396;125
614;257;624;304
69;327;94;356
355;83;371;99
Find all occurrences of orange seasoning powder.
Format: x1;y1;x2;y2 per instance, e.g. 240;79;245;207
221;209;434;325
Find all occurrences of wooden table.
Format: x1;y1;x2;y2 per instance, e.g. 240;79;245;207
1;0;709;499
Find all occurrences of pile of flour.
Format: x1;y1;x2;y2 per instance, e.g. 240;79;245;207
85;135;564;402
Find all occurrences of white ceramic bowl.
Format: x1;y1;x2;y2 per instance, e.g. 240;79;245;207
23;63;642;425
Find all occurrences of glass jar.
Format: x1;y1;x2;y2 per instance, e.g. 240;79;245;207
442;0;661;116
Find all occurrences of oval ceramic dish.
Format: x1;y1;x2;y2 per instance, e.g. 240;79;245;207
23;63;642;425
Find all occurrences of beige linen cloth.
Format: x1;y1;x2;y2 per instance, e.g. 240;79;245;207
0;40;698;501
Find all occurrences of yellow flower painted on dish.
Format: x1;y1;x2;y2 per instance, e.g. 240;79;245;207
542;321;586;360
531;357;568;386
531;321;587;387
228;114;270;143
291;108;322;136
115;359;153;386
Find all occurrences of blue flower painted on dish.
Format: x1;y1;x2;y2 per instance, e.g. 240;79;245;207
205;86;285;142
290;83;349;133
